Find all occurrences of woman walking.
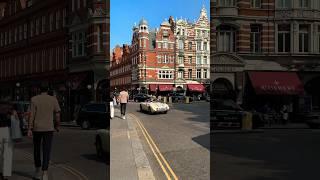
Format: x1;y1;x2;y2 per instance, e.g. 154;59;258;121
110;93;116;119
0;103;22;180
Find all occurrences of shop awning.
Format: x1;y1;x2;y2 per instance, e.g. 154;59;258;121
149;84;158;92
158;84;173;91
248;72;304;95
187;84;205;92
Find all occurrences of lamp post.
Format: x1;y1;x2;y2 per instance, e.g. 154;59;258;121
87;84;93;102
16;82;20;101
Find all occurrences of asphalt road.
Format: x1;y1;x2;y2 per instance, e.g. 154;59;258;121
15;127;108;180
213;129;320;180
128;101;210;180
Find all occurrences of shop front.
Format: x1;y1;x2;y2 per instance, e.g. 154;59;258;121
244;71;304;122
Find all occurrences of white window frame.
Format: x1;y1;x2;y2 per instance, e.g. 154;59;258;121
277;24;291;53
300;0;310;8
277;0;291;8
203;69;208;79
178;40;183;49
196;56;201;64
299;25;310;53
250;25;261;53
178;71;183;79
188;69;192;79
196;69;201;79
219;0;235;7
251;0;261;8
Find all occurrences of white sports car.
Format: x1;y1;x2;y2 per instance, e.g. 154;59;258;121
140;101;170;114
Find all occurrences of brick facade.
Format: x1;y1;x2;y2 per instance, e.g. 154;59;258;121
212;0;320;107
0;0;68;101
111;6;210;95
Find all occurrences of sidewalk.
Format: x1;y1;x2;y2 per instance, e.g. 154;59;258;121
11;148;79;180
110;109;155;180
60;121;78;127
261;123;309;129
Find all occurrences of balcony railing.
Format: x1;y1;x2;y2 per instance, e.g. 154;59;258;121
275;9;320;19
216;6;238;17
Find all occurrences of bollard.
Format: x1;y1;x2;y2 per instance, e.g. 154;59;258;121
168;97;172;104
185;96;190;104
163;97;167;103
242;112;253;130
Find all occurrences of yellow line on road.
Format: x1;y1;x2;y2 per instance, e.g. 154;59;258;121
131;113;179;180
134;114;172;180
21;151;88;180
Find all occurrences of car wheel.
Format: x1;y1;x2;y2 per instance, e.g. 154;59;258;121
148;107;153;114
95;136;103;158
163;111;168;114
81;120;90;130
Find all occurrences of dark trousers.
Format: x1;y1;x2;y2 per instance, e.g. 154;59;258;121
33;131;53;171
120;103;127;115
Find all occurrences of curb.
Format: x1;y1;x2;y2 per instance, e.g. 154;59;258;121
60;122;79;127
127;113;156;180
211;129;264;134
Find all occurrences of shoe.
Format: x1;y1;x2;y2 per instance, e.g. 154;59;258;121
33;167;41;180
42;171;48;180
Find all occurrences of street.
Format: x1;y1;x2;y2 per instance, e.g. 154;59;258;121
14;127;108;180
127;101;210;180
213;129;320;180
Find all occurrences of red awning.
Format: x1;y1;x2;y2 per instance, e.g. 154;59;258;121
187;84;205;92
158;84;173;91
149;84;158;92
248;72;304;95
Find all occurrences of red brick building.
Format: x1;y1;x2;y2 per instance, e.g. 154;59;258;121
0;0;109;121
0;0;68;102
110;45;132;93
68;0;109;108
111;6;210;96
212;0;320;113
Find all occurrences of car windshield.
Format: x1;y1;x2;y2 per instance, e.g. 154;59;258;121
214;99;242;111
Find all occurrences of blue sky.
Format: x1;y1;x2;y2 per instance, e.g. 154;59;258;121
110;0;210;50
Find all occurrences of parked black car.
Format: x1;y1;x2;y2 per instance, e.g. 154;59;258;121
211;99;244;129
133;93;150;102
168;93;185;102
76;103;110;130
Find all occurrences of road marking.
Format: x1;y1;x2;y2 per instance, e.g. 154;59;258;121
20;151;88;180
130;113;179;180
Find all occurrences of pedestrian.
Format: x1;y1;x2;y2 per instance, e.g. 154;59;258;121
117;88;129;120
110;93;116;119
0;104;14;180
28;84;61;180
10;104;22;142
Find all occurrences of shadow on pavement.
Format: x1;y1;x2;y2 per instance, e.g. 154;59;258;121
13;171;33;179
192;133;211;151
213;131;320;180
81;154;109;165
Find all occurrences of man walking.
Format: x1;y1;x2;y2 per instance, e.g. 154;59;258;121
118;89;129;119
28;85;61;180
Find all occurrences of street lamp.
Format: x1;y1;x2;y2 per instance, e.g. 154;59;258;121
16;82;20;101
87;84;93;102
